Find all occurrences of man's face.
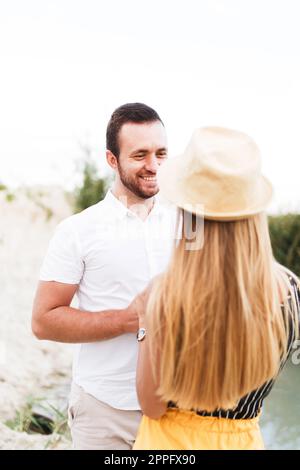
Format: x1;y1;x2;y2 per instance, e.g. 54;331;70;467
116;121;167;199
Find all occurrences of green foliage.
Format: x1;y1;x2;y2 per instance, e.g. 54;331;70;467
25;188;53;220
269;213;300;277
6;396;70;439
0;183;7;191
35;201;54;221
73;146;110;213
6;398;38;434
6;397;50;434
5;192;15;202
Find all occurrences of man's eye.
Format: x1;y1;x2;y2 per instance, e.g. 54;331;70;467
157;153;167;158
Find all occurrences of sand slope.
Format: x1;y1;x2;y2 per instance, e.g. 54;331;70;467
0;187;73;449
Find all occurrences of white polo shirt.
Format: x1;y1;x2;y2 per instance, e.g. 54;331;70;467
39;189;176;410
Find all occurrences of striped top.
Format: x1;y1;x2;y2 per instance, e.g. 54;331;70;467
169;275;300;420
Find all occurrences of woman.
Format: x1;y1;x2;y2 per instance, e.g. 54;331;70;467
133;127;300;450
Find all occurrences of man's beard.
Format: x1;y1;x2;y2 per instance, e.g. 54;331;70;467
117;163;159;199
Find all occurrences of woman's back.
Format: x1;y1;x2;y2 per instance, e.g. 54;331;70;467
134;127;300;450
147;215;299;414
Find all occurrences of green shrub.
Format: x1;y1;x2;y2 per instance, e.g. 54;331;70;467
268;213;300;277
6;192;15;202
6;396;70;441
73;146;110;213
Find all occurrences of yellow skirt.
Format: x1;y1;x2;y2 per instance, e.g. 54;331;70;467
133;409;264;450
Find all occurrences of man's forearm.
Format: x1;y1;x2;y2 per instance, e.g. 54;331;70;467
33;306;128;343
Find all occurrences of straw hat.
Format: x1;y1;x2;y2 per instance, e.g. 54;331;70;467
157;127;273;221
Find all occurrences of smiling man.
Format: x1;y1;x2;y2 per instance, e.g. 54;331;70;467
106;104;167;218
31;103;176;450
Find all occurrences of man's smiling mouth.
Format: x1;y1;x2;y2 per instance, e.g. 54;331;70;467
140;176;156;181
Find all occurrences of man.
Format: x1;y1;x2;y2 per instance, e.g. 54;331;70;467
32;103;175;450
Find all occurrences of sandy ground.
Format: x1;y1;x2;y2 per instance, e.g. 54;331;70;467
0;187;74;449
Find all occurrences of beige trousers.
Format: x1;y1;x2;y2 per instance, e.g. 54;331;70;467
68;383;142;450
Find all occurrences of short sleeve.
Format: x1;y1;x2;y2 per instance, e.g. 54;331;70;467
39;219;84;284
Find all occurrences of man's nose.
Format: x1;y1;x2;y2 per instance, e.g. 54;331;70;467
144;155;159;173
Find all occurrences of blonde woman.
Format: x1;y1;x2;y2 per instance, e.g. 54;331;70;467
132;127;300;450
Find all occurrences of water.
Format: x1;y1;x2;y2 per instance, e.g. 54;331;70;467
260;360;300;449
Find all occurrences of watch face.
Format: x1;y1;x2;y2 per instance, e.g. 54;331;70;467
137;328;146;341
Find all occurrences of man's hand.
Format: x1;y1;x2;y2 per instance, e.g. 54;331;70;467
124;277;159;332
121;301;140;333
122;290;148;333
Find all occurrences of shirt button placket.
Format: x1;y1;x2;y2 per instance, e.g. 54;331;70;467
144;219;156;279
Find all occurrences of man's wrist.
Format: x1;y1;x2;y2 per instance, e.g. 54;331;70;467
118;308;128;334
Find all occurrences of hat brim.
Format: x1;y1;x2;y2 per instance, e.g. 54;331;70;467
157;154;273;221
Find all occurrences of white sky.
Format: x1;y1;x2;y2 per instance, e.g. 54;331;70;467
0;0;300;212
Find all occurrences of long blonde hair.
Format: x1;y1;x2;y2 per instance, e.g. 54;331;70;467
147;211;299;411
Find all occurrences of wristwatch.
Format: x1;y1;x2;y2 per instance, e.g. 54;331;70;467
137;327;146;342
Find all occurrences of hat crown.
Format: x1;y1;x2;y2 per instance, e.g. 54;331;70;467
184;127;261;180
157;126;273;220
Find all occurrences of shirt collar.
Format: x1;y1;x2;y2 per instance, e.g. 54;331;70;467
103;189;165;221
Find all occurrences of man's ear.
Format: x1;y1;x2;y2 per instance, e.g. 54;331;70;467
106;150;118;170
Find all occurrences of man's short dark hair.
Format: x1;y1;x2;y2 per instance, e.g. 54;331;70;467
106;103;164;158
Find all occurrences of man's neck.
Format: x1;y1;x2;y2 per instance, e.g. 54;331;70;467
111;185;155;221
